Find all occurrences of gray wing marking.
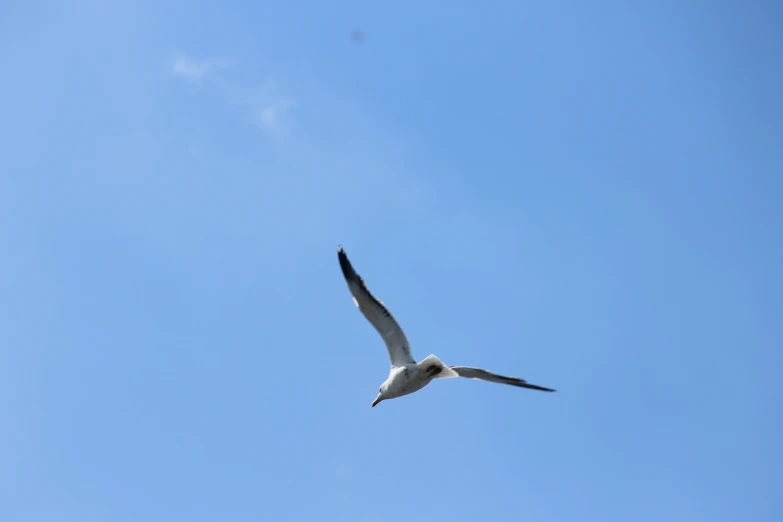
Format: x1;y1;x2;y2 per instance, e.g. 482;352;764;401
338;246;415;367
450;366;556;392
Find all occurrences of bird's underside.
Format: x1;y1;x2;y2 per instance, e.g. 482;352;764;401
337;245;557;404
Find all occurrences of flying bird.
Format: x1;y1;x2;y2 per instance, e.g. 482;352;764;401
337;245;556;407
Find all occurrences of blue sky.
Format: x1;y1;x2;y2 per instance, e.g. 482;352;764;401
1;1;782;521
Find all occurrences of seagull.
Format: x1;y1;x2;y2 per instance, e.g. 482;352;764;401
337;245;556;407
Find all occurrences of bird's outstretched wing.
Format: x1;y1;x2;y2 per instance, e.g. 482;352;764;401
337;246;415;367
450;366;556;392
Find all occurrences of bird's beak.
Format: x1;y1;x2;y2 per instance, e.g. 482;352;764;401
371;395;382;408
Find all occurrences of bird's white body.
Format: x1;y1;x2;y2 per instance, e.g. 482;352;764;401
337;245;556;407
380;355;460;401
382;364;429;399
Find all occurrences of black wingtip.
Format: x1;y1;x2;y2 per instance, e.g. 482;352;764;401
337;245;360;283
516;380;557;392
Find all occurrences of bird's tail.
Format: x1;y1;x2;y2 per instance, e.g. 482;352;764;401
418;354;459;379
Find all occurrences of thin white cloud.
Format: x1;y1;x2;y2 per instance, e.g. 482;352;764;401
258;96;296;135
169;54;294;137
248;81;296;136
171;53;230;79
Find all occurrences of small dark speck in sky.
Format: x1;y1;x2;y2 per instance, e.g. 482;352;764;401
351;30;366;43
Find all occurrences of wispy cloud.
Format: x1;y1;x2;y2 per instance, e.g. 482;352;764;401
248;82;296;136
170;53;296;137
171;53;231;80
258;96;296;135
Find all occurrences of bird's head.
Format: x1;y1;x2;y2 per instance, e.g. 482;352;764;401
371;385;386;407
